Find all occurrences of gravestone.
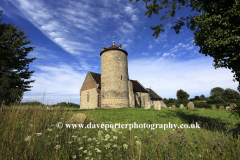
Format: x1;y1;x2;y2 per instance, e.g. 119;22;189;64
154;101;161;110
160;101;166;108
226;106;230;111
169;107;172;108
230;103;237;110
219;106;224;109
145;103;151;109
69;113;87;124
187;102;194;110
172;105;176;109
211;105;216;110
180;104;185;109
201;108;205;110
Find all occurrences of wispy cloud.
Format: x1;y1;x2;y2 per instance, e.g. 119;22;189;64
131;15;138;22
187;46;194;50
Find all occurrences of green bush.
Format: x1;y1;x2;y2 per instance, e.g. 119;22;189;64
54;102;79;108
16;101;44;107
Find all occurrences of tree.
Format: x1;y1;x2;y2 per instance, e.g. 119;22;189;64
208;87;227;103
168;98;176;104
129;0;240;92
176;89;190;100
176;89;190;103
199;94;205;100
189;98;195;101
0;10;37;107
194;95;200;100
210;87;225;96
222;88;240;101
162;98;168;104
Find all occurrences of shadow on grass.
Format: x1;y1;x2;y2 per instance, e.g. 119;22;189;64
173;109;239;140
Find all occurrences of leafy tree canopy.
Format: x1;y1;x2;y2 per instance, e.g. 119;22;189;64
176;89;190;100
194;95;200;100
199;94;205;100
223;88;240;100
129;0;240;92
0;10;37;106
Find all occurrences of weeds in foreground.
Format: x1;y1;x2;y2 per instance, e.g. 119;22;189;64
0;104;240;160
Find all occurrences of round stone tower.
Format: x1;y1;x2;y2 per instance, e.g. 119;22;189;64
100;39;129;109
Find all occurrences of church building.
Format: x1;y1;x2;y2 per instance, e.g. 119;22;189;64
80;39;165;109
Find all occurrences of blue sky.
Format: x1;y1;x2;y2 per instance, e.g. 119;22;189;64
1;0;239;105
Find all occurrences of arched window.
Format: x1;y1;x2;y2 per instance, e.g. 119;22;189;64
87;92;89;102
121;75;122;80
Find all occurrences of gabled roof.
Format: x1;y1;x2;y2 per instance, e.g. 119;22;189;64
89;72;148;92
129;80;148;93
90;72;101;88
146;88;162;100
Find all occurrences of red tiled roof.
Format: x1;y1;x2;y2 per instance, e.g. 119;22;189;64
100;45;128;56
108;45;118;49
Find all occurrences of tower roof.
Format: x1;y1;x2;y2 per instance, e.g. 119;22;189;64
100;42;128;56
108;45;118;49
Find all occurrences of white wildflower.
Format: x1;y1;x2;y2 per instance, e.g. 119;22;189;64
78;147;83;150
97;149;101;153
36;133;42;136
88;151;92;155
111;128;117;132
135;141;141;145
72;155;77;159
105;143;111;149
105;134;110;139
72;135;77;139
54;145;61;149
25;136;31;141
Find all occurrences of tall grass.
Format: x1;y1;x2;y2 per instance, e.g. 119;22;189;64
0;92;240;160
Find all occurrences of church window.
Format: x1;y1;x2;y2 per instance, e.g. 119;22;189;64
87;92;89;102
143;97;145;105
121;75;122;80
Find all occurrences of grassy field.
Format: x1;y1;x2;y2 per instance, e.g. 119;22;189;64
0;100;240;160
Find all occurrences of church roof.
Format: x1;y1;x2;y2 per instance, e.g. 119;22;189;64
89;72;148;92
146;88;162;100
108;45;119;49
100;45;128;56
90;72;101;88
129;80;148;93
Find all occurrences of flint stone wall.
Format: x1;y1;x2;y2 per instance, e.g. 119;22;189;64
80;88;98;109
